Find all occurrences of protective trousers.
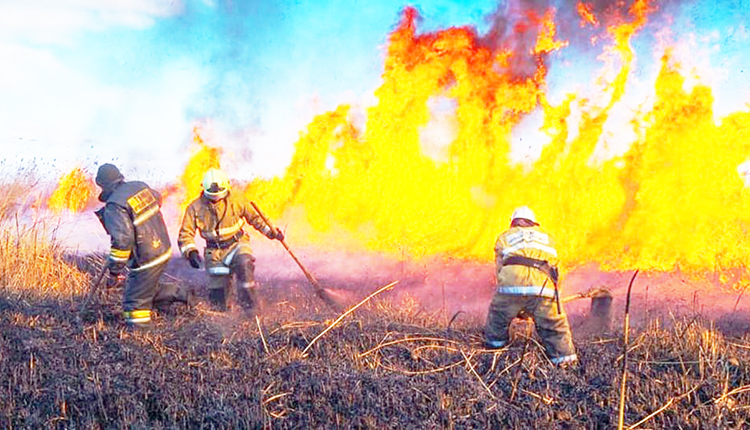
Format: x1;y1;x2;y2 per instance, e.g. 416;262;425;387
122;260;186;326
485;293;577;365
204;242;258;310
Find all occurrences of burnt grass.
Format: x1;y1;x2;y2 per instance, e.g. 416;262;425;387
2;270;750;429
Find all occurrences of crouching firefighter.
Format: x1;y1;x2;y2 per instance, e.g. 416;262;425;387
94;163;193;328
485;206;577;366
177;168;284;312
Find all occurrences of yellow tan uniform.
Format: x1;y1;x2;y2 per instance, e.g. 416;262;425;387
494;226;559;297
485;224;577;365
178;191;274;293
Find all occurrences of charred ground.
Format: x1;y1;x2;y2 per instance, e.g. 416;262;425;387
1;256;750;429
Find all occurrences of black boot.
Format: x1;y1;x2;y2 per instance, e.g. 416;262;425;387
208;288;227;312
176;286;197;307
237;282;261;313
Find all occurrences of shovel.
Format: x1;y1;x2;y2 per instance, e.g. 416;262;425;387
563;287;613;329
250;201;344;311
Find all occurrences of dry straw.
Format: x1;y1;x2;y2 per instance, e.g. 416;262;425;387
302;280;398;356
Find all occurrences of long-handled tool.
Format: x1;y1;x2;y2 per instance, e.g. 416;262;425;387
250;201;344;311
78;264;108;316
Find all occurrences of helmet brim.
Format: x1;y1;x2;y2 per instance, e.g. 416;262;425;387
203;189;228;201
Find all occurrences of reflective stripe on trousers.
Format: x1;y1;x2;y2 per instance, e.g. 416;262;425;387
486;340;507;348
205;242;250;275
208;266;231;275
551;354;578;365
123;309;151;324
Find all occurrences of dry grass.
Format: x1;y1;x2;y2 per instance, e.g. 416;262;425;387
2;273;749;429
0;166;37;223
0;176;90;300
0;178;749;428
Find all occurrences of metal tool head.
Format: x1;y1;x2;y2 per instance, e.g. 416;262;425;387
588;288;613;330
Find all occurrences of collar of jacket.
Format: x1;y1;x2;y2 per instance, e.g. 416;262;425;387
510;218;539;228
98;180;124;202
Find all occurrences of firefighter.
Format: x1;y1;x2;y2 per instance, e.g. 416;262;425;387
485;206;577;366
95;163;193;328
177;168;284;312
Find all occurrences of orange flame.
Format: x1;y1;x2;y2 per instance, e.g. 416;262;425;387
531;8;567;86
43;4;749;288
236;4;750;287
533;9;568;55
48;167;96;213
577;2;598;28
178;127;222;211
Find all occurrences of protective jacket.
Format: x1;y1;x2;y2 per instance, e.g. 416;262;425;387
177;191;273;258
99;181;172;271
494;225;559;298
487;224;576;365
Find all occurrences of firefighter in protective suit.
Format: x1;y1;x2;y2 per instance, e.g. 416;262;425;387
178;168;284;311
485;206;577;366
95;163;192;328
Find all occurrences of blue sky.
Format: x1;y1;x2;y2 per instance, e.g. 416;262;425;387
1;0;748;183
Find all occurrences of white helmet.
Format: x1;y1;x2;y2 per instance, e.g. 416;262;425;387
202;168;229;201
511;206;536;223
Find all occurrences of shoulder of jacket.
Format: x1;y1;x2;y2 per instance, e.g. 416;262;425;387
111;181;146;197
533;226;553;239
226;191;248;209
185;196;205;212
103;201;128;213
227;190;245;203
106;185;129;206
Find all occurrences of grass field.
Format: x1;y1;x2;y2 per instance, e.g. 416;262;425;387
1;178;749;428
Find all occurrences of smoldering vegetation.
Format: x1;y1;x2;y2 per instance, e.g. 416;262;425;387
2;266;750;429
1;177;749;429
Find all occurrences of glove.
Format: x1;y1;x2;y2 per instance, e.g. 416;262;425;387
106;259;126;276
105;259;126;288
187;249;202;269
271;227;284;242
107;273;126;288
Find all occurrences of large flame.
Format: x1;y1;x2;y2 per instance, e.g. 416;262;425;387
45;3;750;287
238;3;750;283
177;127;222;212
48;167;96;213
576;3;598;28
48;128;222;217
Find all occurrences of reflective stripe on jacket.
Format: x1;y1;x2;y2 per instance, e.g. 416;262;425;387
494;225;559;295
101;181;172;270
177;191;273;257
